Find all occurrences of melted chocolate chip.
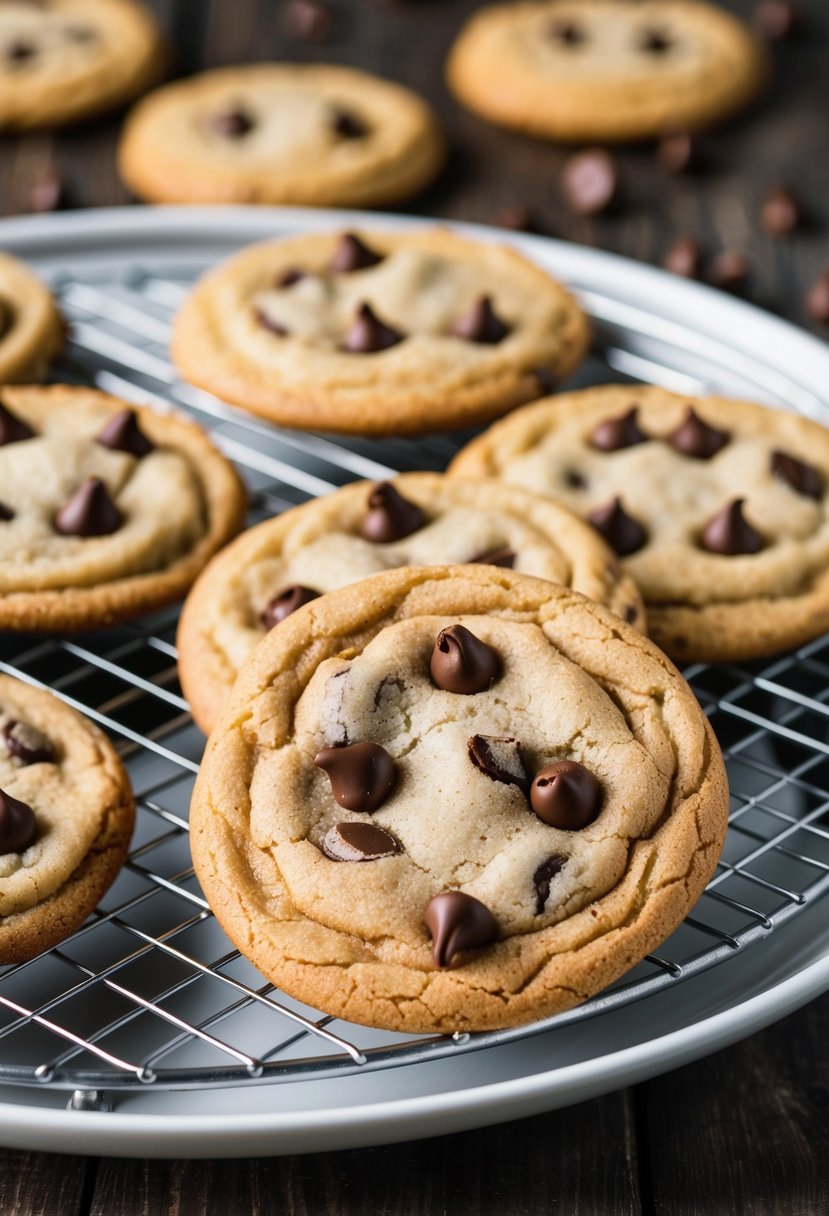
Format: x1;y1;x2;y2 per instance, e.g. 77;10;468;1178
667;407;729;459
561;149;617;216
430;625;500;694
314;742;396;813
0;401;33;446
6;41;35;66
549;19;585;45
530;761;601;829
699;498;765;555
96;409;154;457
344;303;404;353
760;186;800;237
589;406;647;452
564;468;587;490
771;450;823;499
206;108;255;138
423;891;497;968
254;307;289;336
533;854;567;914
360;481;426;543
624;604;639;625
331;108;368;139
261;586;320;629
467;734;528;791
639;28;672;52
55;478;122;538
278;267;307;288
3;720;55;766
467;546;515;568
329;233;383;274
450;296;510;344
0;502;13;521
657;131;696;175
588;498;647;556
322;821;400;861
663;236;701;279
0;787;37;853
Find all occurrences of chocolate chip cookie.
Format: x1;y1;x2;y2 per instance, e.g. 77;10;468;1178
190;565;727;1034
177;473;645;733
447;1;768;142
0;251;63;381
450;384;829;662
118;63;444;208
171;228;589;435
0;385;246;631
0;675;134;963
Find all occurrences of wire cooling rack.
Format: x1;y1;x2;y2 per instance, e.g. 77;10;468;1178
1;228;829;1106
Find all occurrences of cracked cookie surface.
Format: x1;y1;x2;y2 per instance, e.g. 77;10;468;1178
190;565;727;1033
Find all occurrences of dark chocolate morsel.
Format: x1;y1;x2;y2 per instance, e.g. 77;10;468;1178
760;186;800;237
360;481;426;543
451;295;510;344
662;236;701;279
467;546;515;568
423;890;497;968
254;307;289;336
533;853;567;914
331;108;368;139
589;406;647;451
322;821;399;861
328;233;383;274
260;586;320;630
467;734;528;791
278;267;307;288
206;108;255;138
548;19;585;45
639;28;672;52
314;742;396;813
588;497;647;556
430;624;500;695
699;498;765;555
96;409;154;457
564;468;587;490
561;148;617;216
3;720;55;765
55;478;122;538
0;401;33;446
343;303;404;353
530;761;601;829
0;787;37;853
624;604;639;624
0;502;13;521
657;130;696;175
6;41;35;65
771;450;823;499
667;407;729;459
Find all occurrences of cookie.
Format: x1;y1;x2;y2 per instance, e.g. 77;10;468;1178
0;0;163;130
0;675;134;963
446;1;768;142
0;385;247;632
118;63;444;208
190;565;727;1034
171;228;589;435
0;251;64;381
177;473;645;733
449;384;829;663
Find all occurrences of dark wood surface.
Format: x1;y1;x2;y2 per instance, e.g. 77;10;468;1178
0;0;827;1211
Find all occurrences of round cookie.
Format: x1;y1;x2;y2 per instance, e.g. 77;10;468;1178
190;564;728;1034
449;384;829;663
171;228;590;435
0;385;247;632
0;0;163;131
177;473;645;733
0;674;134;963
0;252;64;382
118;63;444;208
446;1;768;143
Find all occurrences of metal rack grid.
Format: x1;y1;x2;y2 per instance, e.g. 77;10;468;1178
1;254;828;1101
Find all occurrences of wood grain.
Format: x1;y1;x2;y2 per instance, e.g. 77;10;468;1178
0;1147;90;1216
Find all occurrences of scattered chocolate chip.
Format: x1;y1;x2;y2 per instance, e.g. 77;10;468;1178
771;450;823;499
589;406;647;452
0;401;33;446
657;130;696;175
206;108;255;139
760;186;800;237
451;295;510;344
753;0;799;40
329;233;383;274
624;604;639;625
331;107;368;139
533;853;567;914
0;502;13;521
277;267;307;288
55;478;122;538
662;236;701;279
806;270;829;324
530;760;601;829
533;368;559;396
564;468;587;490
29;168;70;214
467;734;528;791
709;250;749;292
254;307;289;336
261;586;320;629
639;28;672;53
360;481;426;543
314;742;396;812
96;409;153;457
667;407;729;459
561;149;617;217
0;787;37;853
588;498;648;557
322;821;399;861
3;720;55;766
423;890;497;968
344;302;404;353
283;0;333;42
495;204;534;232
430;624;500;695
6;41;35;65
467;546;515;568
549;19;585;46
700;498;765;555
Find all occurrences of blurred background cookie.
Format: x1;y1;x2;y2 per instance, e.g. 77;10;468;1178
0;250;63;380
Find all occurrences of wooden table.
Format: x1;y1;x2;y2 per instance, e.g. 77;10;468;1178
0;1;827;1210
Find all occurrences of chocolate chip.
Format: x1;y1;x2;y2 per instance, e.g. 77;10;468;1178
55;478;122;538
495;205;534;232
0;787;37;853
806;270;829;324
624;604;639;624
322;821;399;861
760;186;800;237
96;409;153;457
533;853;567;914
589;406;647;452
662;236;701;279
254;307;289;336
423;890;497;968
430;624;500;695
29;168;70;214
700;498;765;555
206;108;255;139
344;303;404;353
6;41;35;66
530;760;601;829
3;720;55;766
283;0;333;42
754;0;799;41
0;401;33;446
709;250;749;292
467;734;528;791
548;20;585;46
561;149;617;217
314;742;396;812
329;233;383;274
667;407;729;459
771;450;823;499
657;131;696;175
533;368;558;396
0;503;13;522
360;481;426;543
278;267;307;288
564;468;587;490
588;498;647;557
331;108;368;139
450;296;510;344
467;546;515;568
639;29;672;52
261;586;320;629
